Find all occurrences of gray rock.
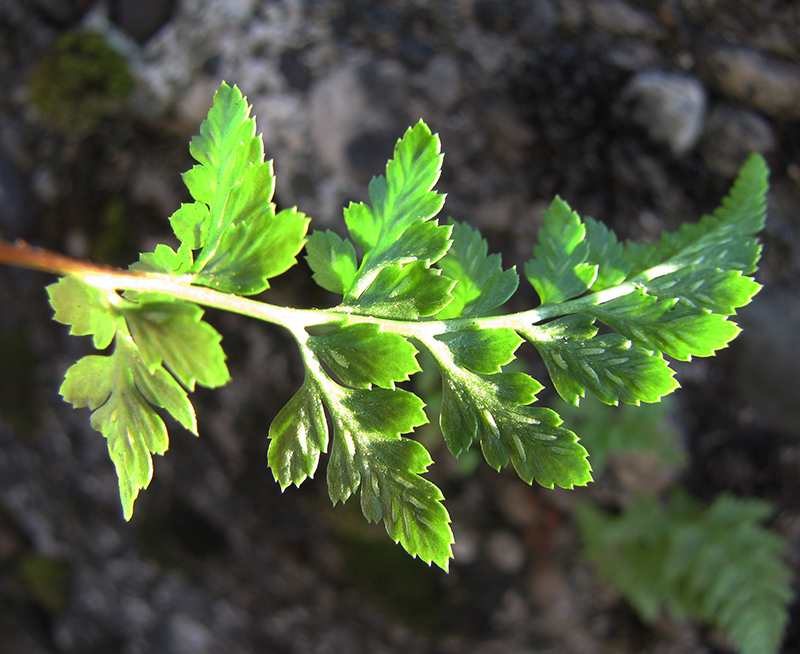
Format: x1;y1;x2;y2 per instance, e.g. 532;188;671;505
310;58;409;180
465;27;513;75
623;71;707;154
607;41;660;72
130;157;185;217
172;76;219;133
472;0;519;33
703;46;800;120
0;152;33;239
417;53;462;110
519;0;560;43
109;0;176;43
92;0;319;122
588;0;657;36
166;613;214;654
700;104;776;177
733;282;800;439
307;57;419;223
30;166;59;205
486;530;527;574
558;0;585;31
309;60;378;178
279;49;312;92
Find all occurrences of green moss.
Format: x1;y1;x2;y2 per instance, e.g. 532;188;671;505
29;30;133;136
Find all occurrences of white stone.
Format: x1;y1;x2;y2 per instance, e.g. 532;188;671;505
624;71;707;154
486;530;526;574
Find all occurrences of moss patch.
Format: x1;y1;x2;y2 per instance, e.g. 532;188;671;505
29;30;133;136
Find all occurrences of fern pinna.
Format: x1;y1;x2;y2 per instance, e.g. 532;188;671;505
0;83;769;573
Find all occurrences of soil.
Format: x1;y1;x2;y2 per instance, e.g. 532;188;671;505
1;1;800;653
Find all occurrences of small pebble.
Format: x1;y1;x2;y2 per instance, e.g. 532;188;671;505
623;71;707;154
704;46;800;120
486;530;526;574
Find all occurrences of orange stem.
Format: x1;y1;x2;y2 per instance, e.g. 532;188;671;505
0;239;127;278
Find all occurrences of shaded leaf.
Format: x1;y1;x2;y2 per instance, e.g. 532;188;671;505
193;162;309;294
435;328;522;374
586;290;741;361
578;489;791;654
524;314;678;405
360;436;453;570
324;385;452;569
584;217;629;291
344;121;444;257
642;266;761;315
168;201;211;250
47;276;116;350
436;357;591;489
60;341;196;520
123;301;230;390
182;82;262;226
308;323;420;389
435;221;518;318
348;261;455;319
305;229;358;295
525;197;597;305
132;243;194;276
268;378;329;489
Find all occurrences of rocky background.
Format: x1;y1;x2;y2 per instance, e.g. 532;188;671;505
1;0;800;652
